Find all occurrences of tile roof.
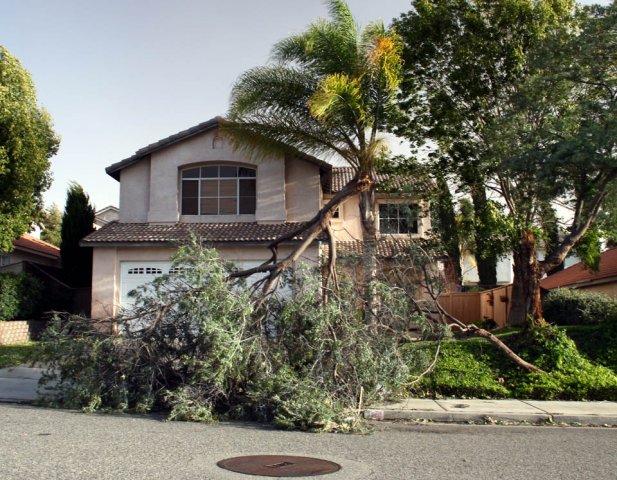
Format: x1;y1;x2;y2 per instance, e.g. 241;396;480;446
12;234;60;259
81;222;323;245
328;167;432;194
541;247;617;289
330;237;435;258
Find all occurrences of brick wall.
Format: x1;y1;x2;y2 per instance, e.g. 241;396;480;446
0;320;47;345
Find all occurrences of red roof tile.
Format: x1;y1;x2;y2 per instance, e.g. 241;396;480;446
329;237;436;258
541;247;617;289
12;234;60;259
81;222;323;245
329;167;432;194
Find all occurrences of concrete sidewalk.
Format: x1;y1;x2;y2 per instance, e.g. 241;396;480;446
364;398;617;426
0;366;58;403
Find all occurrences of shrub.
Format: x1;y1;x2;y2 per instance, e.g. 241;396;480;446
405;326;617;401
403;341;509;398
0;272;43;320
543;288;617;325
566;320;617;373
507;326;617;400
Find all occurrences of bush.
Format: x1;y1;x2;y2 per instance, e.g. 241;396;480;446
566;320;617;373
0;272;43;320
507;326;617;400
405;326;617;401
403;341;509;399
543;288;617;325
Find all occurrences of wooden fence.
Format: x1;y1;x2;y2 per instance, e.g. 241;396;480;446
438;284;513;327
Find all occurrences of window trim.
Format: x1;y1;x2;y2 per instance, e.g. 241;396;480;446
378;202;420;235
180;163;257;216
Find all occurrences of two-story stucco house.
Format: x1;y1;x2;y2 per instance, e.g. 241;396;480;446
82;117;430;319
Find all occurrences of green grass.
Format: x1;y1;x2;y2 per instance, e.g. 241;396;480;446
0;343;36;368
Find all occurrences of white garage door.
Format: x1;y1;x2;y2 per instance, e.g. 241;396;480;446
119;260;268;309
120;262;172;308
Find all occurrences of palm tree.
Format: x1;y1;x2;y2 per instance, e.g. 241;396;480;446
224;0;403;313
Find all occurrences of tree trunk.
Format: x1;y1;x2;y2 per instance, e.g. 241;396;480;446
509;230;544;326
434;174;463;284
471;185;498;287
359;183;378;324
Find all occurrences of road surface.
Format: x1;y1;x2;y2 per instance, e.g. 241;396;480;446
0;404;615;479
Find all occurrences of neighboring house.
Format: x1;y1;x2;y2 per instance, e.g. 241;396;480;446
541;247;617;299
0;234;61;274
94;206;120;229
462;251;580;287
82;117;430;318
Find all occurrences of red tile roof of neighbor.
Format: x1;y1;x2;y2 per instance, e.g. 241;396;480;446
12;234;60;259
541;247;617;289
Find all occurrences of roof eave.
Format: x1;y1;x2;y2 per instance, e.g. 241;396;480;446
105;117;223;181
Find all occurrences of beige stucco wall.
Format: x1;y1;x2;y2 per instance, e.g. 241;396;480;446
285;156;321;222
329;195;363;241
138;129;287;224
90;244;319;319
324;194;431;242
2;250;60;268
119;159;150;223
578;282;617;299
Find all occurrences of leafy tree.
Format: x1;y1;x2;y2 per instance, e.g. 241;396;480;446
393;0;574;286
60;182;95;287
486;1;617;323
0;46;59;252
225;0;403;316
40;204;62;247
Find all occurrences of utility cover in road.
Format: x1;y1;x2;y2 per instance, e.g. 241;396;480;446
217;455;341;477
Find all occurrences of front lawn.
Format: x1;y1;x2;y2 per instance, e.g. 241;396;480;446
0;343;36;368
403;324;617;401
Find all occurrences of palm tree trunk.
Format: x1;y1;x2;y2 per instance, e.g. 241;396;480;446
359;184;378;324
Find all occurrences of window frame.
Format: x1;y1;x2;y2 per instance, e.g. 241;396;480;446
378;203;420;235
180;164;257;216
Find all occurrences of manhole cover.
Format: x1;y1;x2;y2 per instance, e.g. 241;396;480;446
217;455;341;477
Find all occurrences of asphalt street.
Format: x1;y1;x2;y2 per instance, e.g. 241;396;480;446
1;404;615;480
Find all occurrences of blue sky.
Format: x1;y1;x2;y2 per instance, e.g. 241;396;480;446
0;0;611;212
1;0;414;211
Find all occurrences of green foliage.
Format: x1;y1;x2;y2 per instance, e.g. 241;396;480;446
0;342;35;368
0;46;59;251
0;272;43;320
34;243;413;432
60;182;95;287
566;321;617;374
40;204;62;247
404;341;510;398
543;288;617;325
408;326;617;400
227;0;402;175
508;327;617;400
394;0;573;286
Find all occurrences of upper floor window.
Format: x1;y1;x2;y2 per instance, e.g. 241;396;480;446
0;254;10;267
181;165;256;215
379;204;419;234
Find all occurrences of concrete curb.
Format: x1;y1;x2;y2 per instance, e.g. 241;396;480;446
364;398;617;426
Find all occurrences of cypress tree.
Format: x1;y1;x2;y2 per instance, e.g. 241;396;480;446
60;182;95;287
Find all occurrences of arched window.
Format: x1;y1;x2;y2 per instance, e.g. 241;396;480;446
181;165;256;215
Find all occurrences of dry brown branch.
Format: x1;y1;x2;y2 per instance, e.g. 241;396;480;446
405;342;441;387
229;175;369;303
